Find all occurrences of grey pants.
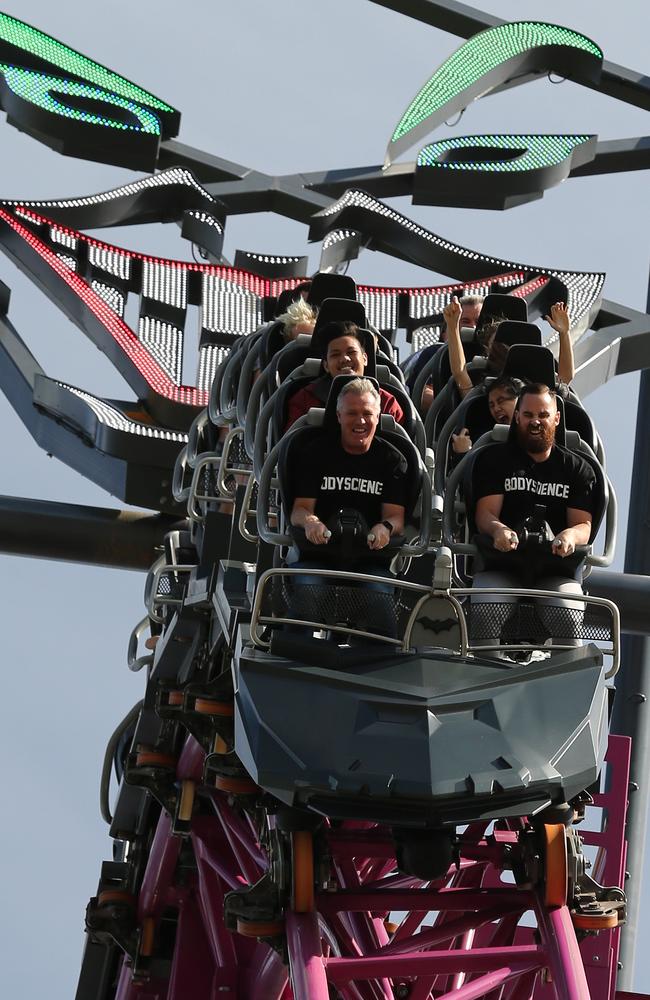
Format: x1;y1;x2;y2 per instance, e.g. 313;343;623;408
471;571;584;648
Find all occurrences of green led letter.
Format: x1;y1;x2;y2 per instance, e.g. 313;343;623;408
0;12;178;135
414;133;597;209
0;63;162;170
386;21;602;166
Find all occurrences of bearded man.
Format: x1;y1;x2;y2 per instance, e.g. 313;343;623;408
470;384;596;645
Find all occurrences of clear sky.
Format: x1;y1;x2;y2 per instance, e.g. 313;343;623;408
0;2;647;997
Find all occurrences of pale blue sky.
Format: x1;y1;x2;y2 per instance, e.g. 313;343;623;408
0;2;647;996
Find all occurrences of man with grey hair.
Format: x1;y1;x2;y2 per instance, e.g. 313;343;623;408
291;377;406;554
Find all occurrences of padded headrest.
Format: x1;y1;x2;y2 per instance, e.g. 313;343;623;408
308;273;357;307
476;293;527;335
274;282;311;316
501;344;556;386
493;321;542;347
272;336;317;384
312;298;368;341
322;374;381;430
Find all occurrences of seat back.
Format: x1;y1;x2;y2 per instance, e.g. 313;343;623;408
501;344;556;386
475;293;528;336
307;272;357;307
311;298;367;345
492;321;542;348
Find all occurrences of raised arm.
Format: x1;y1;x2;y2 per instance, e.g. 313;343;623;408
546;301;575;386
444;296;473;398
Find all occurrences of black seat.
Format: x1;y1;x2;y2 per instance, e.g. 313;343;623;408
256;318;290;371
307;272;357;308
492;321;542;348
475;293;528;336
501;344;555;385
311;298;368;347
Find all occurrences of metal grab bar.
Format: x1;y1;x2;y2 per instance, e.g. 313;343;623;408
187;454;221;524
217;427;252;500
172;444;191;502
250;566;431;650
238;473;259;544
146;562;195;623
187;409;212;466
127;615;155;673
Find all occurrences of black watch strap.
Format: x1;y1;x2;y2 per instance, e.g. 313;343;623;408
381;519;394;536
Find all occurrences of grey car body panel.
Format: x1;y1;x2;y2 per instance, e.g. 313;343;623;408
234;643;608;827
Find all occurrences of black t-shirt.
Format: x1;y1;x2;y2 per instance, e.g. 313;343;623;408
473;442;596;536
292;434;408;529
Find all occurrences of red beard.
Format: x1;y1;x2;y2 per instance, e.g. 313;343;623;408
516;422;555;454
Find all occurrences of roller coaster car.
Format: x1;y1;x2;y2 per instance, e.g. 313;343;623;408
235;379;618;861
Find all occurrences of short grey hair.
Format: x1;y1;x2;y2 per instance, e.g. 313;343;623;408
460;293;484;308
336;377;380;412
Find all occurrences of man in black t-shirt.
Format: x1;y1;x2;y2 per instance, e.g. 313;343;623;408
473;384;595;556
291;377;407;558
287;377;408;639
470;384;596;648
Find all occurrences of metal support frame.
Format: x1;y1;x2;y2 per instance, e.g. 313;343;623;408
611;275;650;989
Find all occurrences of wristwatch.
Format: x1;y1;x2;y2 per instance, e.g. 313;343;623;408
381;519;394;536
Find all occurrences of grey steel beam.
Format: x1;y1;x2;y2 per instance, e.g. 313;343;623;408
570;137;650;178
609;272;650;989
587;570;650;636
158;135;650;227
368;0;502;35
303;138;650;202
0;496;174;571
157;140;251;184
204;174;333;224
571;301;650;398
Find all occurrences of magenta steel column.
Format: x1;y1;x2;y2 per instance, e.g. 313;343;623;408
286;910;332;1000
137;812;181;920
535;900;590;1000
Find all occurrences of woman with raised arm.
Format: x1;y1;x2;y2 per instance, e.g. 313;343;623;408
445;295;576;400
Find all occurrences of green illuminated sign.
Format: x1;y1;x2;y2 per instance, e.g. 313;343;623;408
0;11;179;170
417;134;592;172
413;133;596;209
0;12;177;126
0;63;160;134
386;21;602;166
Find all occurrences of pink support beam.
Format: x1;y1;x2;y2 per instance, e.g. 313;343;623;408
535;901;590;1000
323;945;545;983
317;887;533;914
286;910;332;1000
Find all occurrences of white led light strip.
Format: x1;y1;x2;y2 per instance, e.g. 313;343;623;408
54;382;188;442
